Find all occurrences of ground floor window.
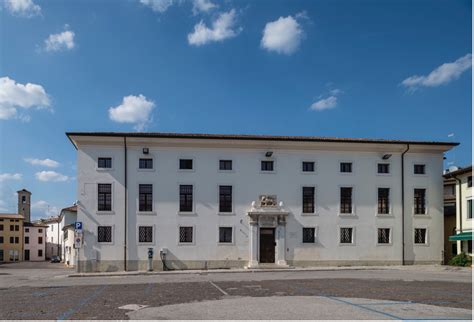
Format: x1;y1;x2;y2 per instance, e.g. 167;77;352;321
179;226;193;243
138;226;153;243
468;240;472;254
219;227;233;243
340;227;353;244
414;228;427;244
98;226;112;243
302;228;315;243
38;249;43;257
377;228;391;244
0;249;3;261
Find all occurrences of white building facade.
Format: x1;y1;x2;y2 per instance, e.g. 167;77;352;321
67;132;457;272
23;223;46;261
41;217;61;259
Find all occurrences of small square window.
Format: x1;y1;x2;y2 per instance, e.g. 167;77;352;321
98;157;112;169
340;162;352;173
138;226;153;243
302;162;315;172
302;228;315;243
414;228;427;244
261;160;274;171
219;227;233;243
414;164;426;175
377;228;391;244
179;159;193;170
139;158;153;169
377;163;390;174
98;226;112;243
25;228;29;233
179;226;193;243
340;227;353;244
219;160;233;171
38;229;42;233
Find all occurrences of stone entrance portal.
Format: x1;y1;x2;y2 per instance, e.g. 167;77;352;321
247;195;289;268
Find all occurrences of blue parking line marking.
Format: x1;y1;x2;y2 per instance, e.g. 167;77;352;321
57;285;107;320
325;296;403;320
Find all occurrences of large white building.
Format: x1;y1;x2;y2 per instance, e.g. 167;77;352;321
67;132;457;272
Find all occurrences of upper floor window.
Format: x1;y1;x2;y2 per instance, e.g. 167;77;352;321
0;224;3;231
25;236;29;244
138;226;153;243
261;160;274;172
377;163;390;174
340;187;353;214
302;161;315;172
414;164;425;175
15;225;19;231
219;227;233;243
302;187;315;214
38;236;43;244
468;200;472;219
38;229;42;233
139;184;153;212
219;160;233;171
340;162;352;173
340;227;353;244
25;228;29;233
179;159;193;170
98;157;112;169
414;228;427;244
139;158;153;169
468;176;472;188
378;228;391;244
302;227;315;243
0;236;3;244
10;225;13;231
179;185;193;212
377;188;390;214
219;186;232;213
98;226;112;243
22;196;26;204
414;188;426;214
98;184;112;211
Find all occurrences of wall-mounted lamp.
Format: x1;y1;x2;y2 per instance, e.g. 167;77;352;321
382;154;392;160
265;151;273;157
143;148;149;154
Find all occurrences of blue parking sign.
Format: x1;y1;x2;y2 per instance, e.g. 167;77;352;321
75;222;83;230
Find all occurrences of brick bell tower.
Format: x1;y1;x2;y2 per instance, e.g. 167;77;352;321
17;189;32;223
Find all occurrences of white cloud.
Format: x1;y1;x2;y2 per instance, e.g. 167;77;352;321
35;171;69;182
188;9;241;46
108;94;155;131
139;0;175;13
3;0;41;17
0;77;51;120
310;96;338;111
329;88;343;96
192;0;217;15
24;158;60;168
402;54;472;90
0;173;22;182
261;15;304;55
32;200;59;217
44;26;76;52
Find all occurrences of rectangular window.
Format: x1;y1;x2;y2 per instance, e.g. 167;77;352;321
179;159;193;170
24;228;29;232
219;227;233;243
98;157;112;169
179;226;193;243
261;160;274;172
468;240;472;254
139;184;153;212
414;164;426;174
468;176;472;188
340;162;352;173
302;187;315;213
0;236;3;244
302;227;315;243
38;229;42;233
468;200;472;219
340;187;353;214
377;228;391;244
340;228;353;244
378;188;390;214
15;225;19;231
10;225;13;231
0;224;3;231
179;185;193;212
98;226;112;243
10;237;14;243
38;250;43;257
302;161;315;172
15;237;19;244
219;160;233;171
377;163;390;174
25;236;29;244
38;237;42;244
139;158;153;169
219;186;232;213
138;226;153;243
414;228;427;244
414;189;426;214
98;183;112;211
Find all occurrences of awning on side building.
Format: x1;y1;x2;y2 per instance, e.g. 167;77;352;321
449;231;473;241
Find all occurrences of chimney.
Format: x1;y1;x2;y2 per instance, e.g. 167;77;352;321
17;189;32;223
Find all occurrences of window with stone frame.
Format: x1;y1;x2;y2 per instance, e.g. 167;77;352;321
219;160;233;171
340;187;353;214
377;228;391;244
302;227;315;243
340;227;353;244
179;226;193;243
219;227;232;243
302;187;315;213
139;184;153;212
98;157;112;169
179;185;193;212
340;162;352;173
138;226;153;243
98;183;112;211
414;228;427;244
302;161;315;172
414;189;426;214
98;226;112;243
219;186;232;213
378;188;390;214
139;158;153;169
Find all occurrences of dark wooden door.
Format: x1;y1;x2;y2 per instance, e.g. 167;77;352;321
259;228;275;263
24;249;30;261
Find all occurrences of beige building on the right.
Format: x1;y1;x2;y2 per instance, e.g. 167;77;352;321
444;165;472;261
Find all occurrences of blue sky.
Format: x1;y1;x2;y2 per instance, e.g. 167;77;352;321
0;0;471;219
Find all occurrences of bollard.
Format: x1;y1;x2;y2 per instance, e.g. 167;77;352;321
147;248;153;271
